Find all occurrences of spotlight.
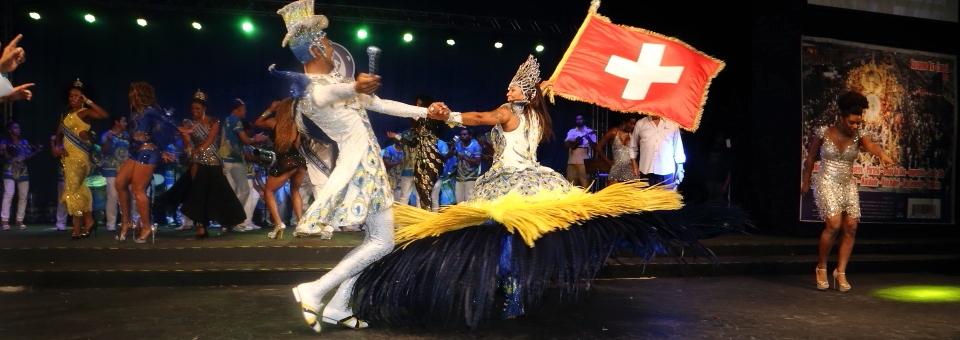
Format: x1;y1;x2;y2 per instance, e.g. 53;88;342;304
535;44;545;53
446;39;456;46
357;29;368;40
192;22;202;30
494;41;503;49
28;12;41;20
241;21;254;33
402;33;413;43
84;13;96;24
136;18;148;27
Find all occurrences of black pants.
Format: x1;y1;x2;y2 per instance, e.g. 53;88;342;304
642;172;676;188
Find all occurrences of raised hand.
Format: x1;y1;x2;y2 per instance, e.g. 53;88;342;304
268;100;283;112
1;34;26;73
354;73;381;95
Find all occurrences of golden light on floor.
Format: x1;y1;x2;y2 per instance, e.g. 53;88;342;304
873;285;960;303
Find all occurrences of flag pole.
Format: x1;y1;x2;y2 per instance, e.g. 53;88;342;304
545;0;600;104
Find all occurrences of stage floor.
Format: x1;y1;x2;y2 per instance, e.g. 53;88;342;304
1;273;958;339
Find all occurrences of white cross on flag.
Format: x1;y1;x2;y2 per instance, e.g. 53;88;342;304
547;2;724;131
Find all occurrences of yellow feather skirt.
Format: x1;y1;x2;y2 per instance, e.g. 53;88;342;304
393;180;683;248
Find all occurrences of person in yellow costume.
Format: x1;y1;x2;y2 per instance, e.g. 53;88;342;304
57;78;108;239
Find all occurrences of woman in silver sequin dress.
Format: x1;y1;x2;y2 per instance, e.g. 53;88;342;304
801;91;893;292
596;116;639;184
164;90;245;238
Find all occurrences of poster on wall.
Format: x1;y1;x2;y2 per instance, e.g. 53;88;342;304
800;36;956;224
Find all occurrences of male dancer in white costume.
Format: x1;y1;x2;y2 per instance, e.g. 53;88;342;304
275;0;442;333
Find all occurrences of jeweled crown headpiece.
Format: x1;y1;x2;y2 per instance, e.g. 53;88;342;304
72;78;84;89
277;0;330;64
508;55;541;102
193;89;208;103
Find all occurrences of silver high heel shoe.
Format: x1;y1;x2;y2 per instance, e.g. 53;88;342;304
832;268;851;292
815;266;829;290
268;223;287;239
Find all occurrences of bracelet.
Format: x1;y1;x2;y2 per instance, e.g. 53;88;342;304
84;99;93;105
260;110;273;118
446;111;463;127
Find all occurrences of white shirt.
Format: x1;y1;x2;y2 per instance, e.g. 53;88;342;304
0;74;12;97
565;127;596;165
630;117;685;175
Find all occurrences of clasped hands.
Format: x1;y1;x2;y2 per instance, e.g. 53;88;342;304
427;102;451;121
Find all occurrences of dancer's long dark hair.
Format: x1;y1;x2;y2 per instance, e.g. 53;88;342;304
522;83;553;142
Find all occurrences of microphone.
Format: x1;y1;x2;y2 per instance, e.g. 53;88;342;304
366;46;381;76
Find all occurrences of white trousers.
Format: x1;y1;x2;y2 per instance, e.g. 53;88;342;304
1;179;28;223
302;207;394;314
223;162;250;215
398;176;418;207
243;178;260;226
55;181;67;228
455;180;476;203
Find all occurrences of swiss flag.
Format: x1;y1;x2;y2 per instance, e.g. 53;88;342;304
548;11;724;131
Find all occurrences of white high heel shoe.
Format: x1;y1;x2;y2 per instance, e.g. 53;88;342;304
292;285;324;333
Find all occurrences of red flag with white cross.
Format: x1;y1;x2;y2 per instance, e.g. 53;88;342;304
547;1;724;132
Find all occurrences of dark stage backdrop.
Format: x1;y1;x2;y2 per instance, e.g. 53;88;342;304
3;1;748;224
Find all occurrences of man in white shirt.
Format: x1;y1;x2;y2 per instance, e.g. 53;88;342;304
564;115;597;187
0;34;32;103
630;115;686;189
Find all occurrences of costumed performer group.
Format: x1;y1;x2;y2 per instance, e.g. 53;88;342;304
273;0;706;332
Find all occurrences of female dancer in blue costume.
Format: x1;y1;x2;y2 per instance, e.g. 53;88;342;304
115;82;177;243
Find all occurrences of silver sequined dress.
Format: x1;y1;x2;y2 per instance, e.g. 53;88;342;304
471;103;571;200
608;131;638;182
813;126;861;220
186;119;222;166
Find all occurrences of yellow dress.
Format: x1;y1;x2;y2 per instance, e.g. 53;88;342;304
61;110;92;216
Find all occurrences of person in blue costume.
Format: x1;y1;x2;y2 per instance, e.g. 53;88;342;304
114;81;177;243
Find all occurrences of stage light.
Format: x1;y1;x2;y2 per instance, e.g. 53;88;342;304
84;13;96;24
241;21;255;33
874;285;960;303
402;33;413;43
357;29;368;40
446;39;456;46
192;22;202;30
28;12;41;20
136;18;148;27
494;41;503;49
535;44;545;53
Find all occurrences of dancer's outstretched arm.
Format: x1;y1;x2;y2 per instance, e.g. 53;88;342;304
365;97;427;119
431;104;514;128
309;73;381;108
